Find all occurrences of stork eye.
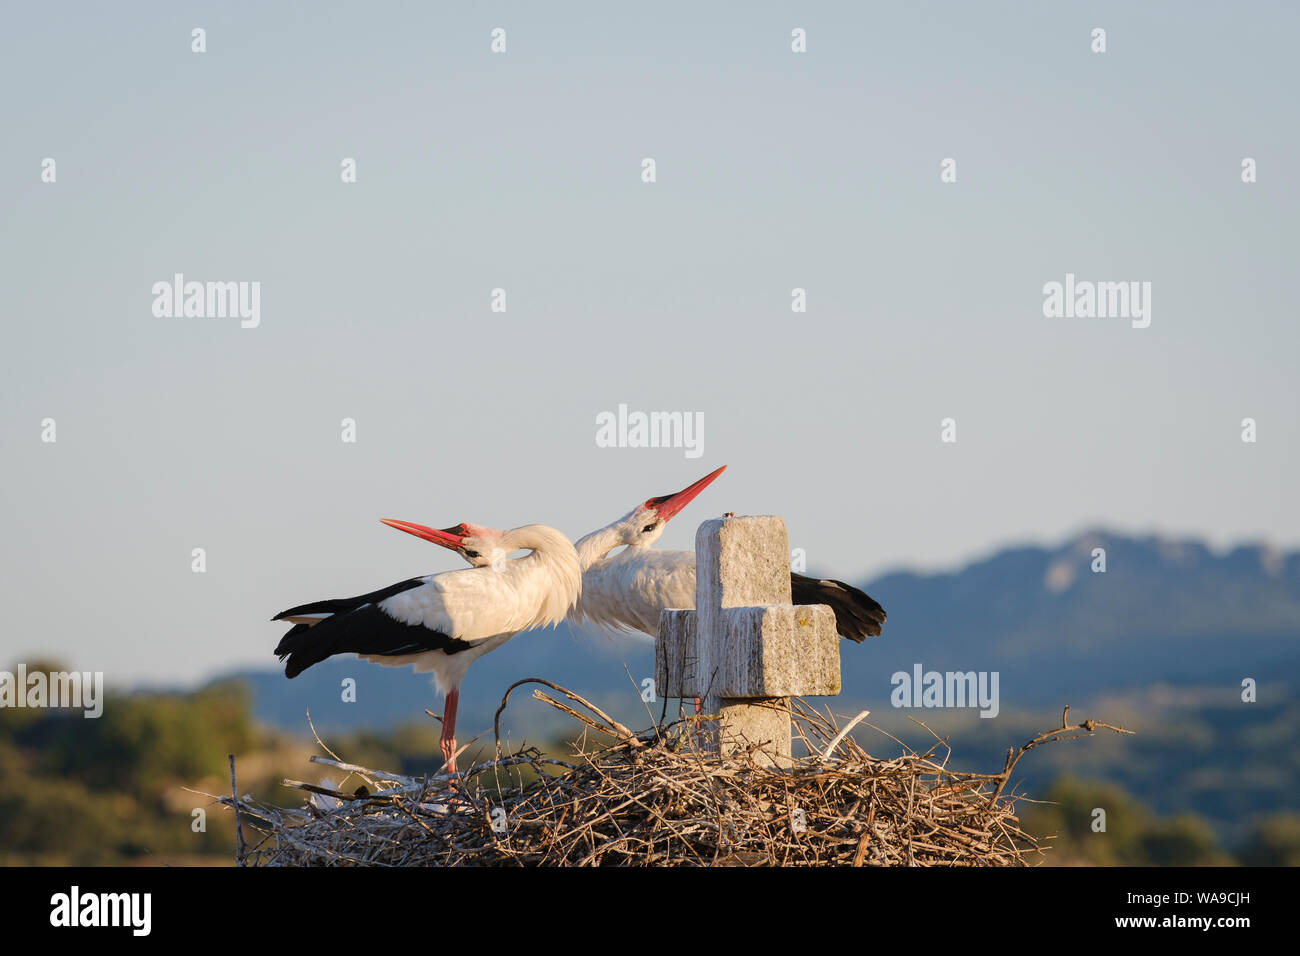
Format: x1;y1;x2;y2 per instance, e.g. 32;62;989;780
642;523;657;534
464;549;480;558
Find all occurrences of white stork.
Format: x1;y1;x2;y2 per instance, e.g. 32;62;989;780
273;521;581;774
570;466;887;645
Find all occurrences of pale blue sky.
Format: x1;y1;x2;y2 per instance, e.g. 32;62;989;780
2;2;1296;682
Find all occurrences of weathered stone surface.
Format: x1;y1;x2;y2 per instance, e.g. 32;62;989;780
659;605;838;698
694;516;790;702
653;514;843;761
655;609;697;698
717;697;792;767
695;516;793;609
714;605;839;698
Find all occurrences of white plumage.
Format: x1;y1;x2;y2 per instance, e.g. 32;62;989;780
574;535;698;638
274;521;581;773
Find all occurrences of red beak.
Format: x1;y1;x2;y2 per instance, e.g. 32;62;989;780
380;519;466;549
646;465;727;521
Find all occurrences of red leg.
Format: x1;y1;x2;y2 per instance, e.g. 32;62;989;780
440;688;460;775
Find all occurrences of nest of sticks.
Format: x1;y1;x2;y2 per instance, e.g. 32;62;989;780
219;681;1130;867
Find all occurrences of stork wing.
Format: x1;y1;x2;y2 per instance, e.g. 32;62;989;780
577;549;696;636
272;574;475;678
790;573;886;642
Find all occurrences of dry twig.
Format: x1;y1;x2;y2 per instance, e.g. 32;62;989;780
213;686;1129;867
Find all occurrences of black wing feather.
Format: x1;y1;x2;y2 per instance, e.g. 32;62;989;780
272;577;428;621
272;578;474;678
790;572;886;643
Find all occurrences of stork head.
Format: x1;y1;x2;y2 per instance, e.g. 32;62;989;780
609;464;727;549
380;519;506;568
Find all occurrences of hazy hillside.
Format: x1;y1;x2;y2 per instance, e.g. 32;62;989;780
859;529;1300;708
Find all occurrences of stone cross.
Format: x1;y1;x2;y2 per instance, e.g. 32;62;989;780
656;515;841;764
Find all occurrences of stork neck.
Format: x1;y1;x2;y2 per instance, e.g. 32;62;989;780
574;522;626;571
498;524;583;626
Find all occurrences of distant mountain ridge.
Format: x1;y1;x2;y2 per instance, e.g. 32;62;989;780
861;529;1300;710
221;529;1300;738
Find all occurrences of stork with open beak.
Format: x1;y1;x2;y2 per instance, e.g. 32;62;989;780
570;466;886;645
273;522;581;775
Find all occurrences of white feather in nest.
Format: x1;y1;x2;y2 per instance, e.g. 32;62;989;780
309;776;341;812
